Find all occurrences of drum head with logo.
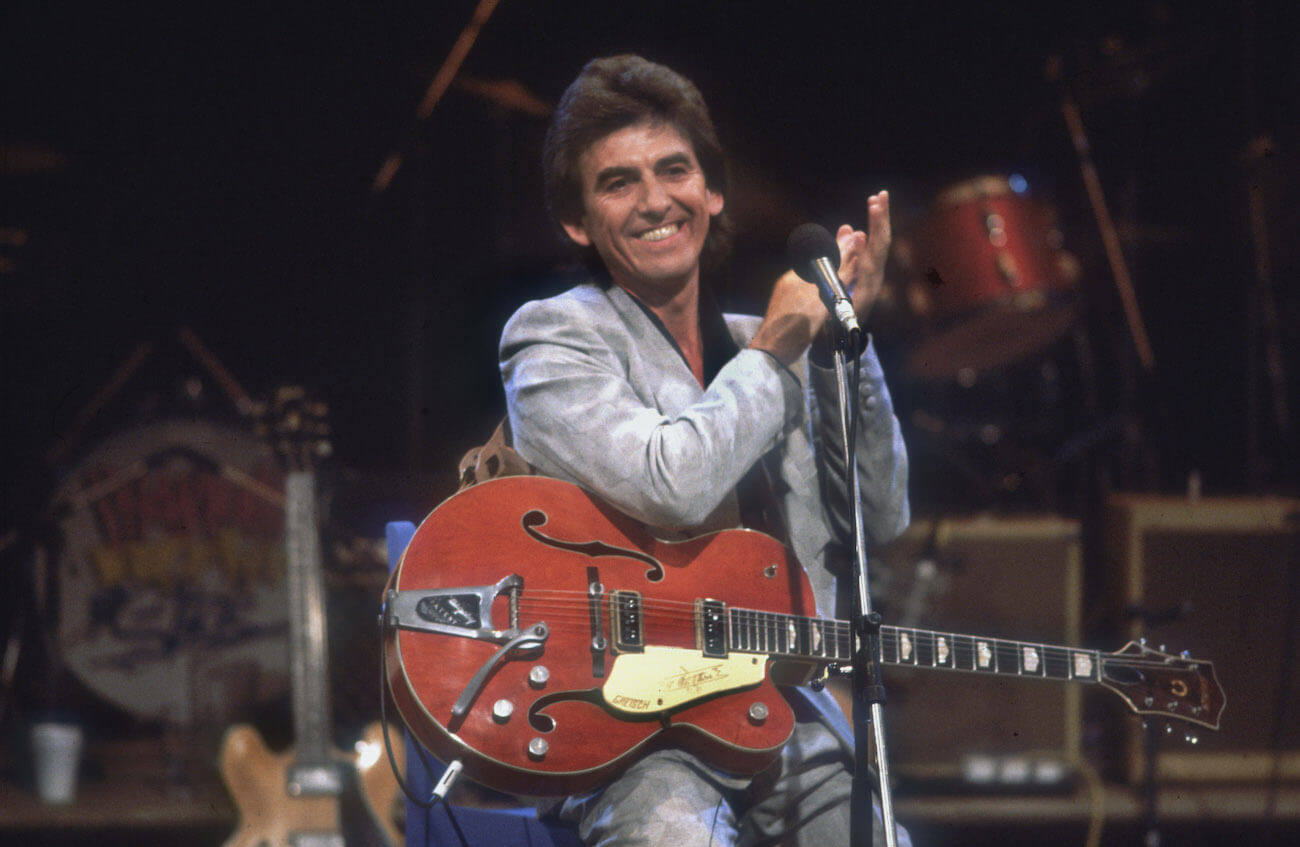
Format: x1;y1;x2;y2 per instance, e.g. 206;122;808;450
52;420;289;724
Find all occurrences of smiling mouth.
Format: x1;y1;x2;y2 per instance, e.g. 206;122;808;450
637;223;680;243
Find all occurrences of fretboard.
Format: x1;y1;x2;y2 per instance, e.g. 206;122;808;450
726;607;1101;684
285;469;334;768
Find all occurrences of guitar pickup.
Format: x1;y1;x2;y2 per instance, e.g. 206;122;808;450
698;599;727;658
610;590;643;653
286;762;344;797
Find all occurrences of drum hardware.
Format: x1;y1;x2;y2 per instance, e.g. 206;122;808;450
46;327;256;465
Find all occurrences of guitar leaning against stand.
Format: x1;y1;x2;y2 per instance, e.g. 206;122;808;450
221;387;403;847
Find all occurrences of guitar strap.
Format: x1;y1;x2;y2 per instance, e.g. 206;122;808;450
456;417;533;491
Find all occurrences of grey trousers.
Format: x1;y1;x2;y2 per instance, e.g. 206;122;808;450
553;715;912;847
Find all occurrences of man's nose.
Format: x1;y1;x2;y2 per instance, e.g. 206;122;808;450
638;177;671;217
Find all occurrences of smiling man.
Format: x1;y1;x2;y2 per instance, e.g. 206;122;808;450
499;55;911;846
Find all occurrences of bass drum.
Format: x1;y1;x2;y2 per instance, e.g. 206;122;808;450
51;419;289;725
900;175;1081;380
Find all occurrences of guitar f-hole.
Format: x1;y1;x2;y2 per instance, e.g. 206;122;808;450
526;688;608;733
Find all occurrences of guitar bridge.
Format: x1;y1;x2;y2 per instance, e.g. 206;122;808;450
385;574;524;644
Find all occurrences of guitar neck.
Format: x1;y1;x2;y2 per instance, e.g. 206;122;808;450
726;608;1101;686
285;469;336;773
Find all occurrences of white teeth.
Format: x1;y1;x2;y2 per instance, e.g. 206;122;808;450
638;224;678;242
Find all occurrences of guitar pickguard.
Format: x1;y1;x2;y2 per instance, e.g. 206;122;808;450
603;646;768;714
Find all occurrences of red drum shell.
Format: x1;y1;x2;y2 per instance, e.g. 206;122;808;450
904;176;1079;379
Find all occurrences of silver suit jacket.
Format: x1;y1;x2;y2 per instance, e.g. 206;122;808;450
499;280;909;620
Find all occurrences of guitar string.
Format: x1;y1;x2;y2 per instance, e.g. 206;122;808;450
504;591;1194;673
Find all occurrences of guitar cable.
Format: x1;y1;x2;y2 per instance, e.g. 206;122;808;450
376;627;483;847
376;623;463;811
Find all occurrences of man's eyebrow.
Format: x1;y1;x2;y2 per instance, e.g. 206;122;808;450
592;153;694;187
594;165;638;186
655;152;692;170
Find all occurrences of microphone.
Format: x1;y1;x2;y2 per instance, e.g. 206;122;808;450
786;223;861;339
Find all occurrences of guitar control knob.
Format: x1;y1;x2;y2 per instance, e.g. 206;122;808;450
529;665;550;689
748;702;769;725
492;699;514;723
528;737;549;760
1184;730;1199;745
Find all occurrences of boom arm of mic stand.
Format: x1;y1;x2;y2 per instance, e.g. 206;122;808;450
830;331;900;847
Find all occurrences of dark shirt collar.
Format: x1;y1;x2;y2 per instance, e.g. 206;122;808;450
614;276;737;386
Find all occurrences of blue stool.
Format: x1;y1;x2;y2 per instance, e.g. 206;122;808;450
385;521;582;846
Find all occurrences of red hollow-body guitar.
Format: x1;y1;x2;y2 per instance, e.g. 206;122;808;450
384;476;1224;796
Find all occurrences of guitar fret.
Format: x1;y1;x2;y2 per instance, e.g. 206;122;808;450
995;640;1021;674
835;622;852;662
896;628;916;665
933;632;952;666
879;628;895;663
1043;645;1071;680
1070;649;1098;681
915;630;936;666
953;634;976;670
1021;642;1045;676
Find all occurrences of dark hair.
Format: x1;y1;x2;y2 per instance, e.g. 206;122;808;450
542;55;733;273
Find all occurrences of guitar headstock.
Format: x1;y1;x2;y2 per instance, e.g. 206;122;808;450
1099;640;1225;731
254;385;332;472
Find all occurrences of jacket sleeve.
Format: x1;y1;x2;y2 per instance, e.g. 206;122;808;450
500;297;806;530
808;338;910;548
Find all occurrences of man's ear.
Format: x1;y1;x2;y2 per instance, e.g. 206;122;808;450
707;189;724;217
561;219;592;247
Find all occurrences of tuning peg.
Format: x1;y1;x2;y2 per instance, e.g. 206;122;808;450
1159;644;1167;653
1164;723;1174;735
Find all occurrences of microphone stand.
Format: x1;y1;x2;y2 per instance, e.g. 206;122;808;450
830;325;900;847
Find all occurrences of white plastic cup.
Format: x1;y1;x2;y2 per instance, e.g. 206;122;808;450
30;722;84;804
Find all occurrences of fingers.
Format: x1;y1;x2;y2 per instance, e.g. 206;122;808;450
867;190;891;255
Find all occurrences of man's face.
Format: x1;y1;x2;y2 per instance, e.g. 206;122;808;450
562;119;724;303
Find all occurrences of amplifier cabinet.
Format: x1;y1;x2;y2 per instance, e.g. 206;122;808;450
869;515;1082;787
1107;494;1300;783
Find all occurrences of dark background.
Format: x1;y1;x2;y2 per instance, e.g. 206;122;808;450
2;3;1299;843
3;0;1297;520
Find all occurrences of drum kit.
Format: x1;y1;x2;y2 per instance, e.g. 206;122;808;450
882;172;1097;512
